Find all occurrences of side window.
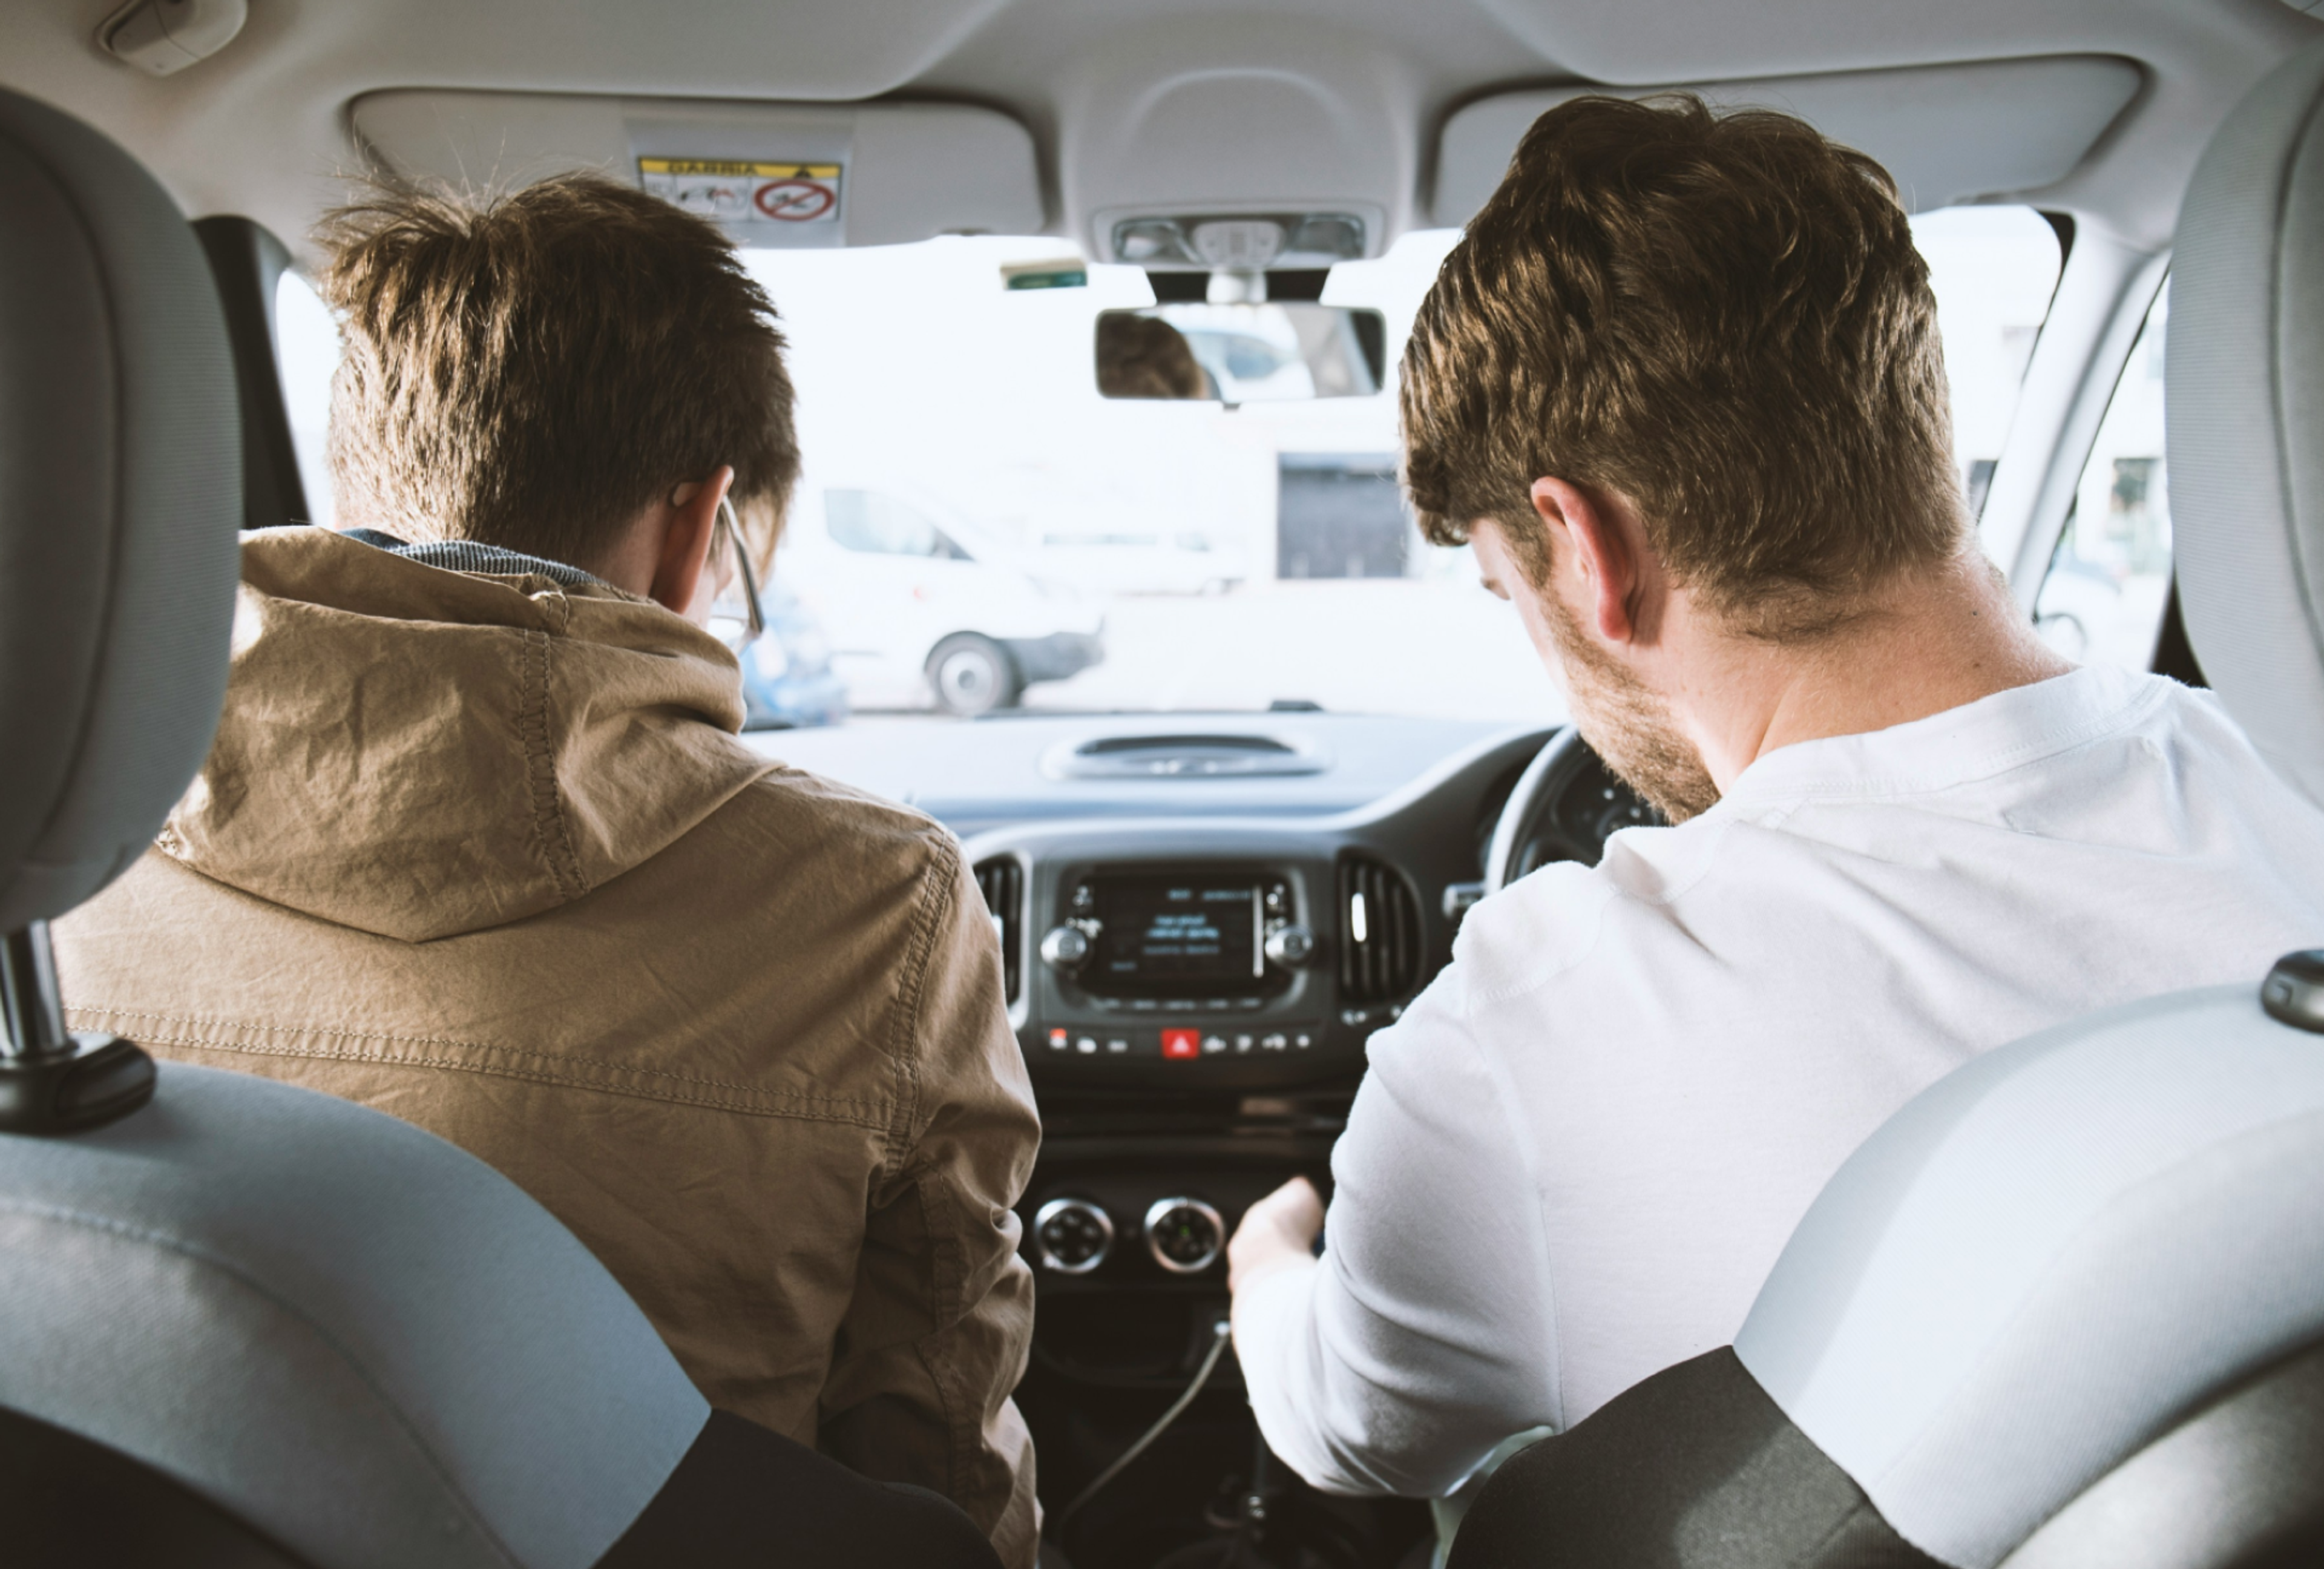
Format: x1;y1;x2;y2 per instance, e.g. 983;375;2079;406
1910;206;2063;519
273;269;340;528
826;489;969;559
2034;282;2170;669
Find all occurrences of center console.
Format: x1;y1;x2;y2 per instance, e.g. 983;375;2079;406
979;831;1429;1094
956;729;1553;1567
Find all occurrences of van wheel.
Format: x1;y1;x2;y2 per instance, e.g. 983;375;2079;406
927;634;1020;716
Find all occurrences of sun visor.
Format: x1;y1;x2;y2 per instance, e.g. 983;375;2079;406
1433;56;2141;226
351;90;1044;248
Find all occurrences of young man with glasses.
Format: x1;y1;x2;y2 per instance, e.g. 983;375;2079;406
54;174;1042;1568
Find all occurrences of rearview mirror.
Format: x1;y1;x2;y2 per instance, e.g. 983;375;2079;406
1095;304;1387;403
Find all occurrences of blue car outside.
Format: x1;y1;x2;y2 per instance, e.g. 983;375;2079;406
738;579;850;731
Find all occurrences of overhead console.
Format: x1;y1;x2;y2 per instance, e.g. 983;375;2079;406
1432;56;2141;225
350;89;1043;249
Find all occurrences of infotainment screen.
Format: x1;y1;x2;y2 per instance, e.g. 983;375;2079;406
1089;876;1263;993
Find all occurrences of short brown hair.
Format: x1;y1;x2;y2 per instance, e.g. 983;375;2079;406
1096;312;1210;400
1402;95;1963;637
318;172;799;572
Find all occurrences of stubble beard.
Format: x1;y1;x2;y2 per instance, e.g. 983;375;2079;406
1544;597;1723;825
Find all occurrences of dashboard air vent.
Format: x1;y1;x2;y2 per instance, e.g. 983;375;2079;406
974;857;1024;1005
1339;855;1420;1005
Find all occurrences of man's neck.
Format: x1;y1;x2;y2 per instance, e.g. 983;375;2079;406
1675;556;2074;792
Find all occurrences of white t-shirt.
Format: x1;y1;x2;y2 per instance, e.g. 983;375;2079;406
1235;666;2324;1498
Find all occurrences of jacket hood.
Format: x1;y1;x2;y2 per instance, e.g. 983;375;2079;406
163;528;777;942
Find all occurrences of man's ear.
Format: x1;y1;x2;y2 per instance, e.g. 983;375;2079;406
649;465;735;617
1530;476;1640;644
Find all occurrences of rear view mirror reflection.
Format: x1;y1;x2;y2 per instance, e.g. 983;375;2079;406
1096;303;1387;403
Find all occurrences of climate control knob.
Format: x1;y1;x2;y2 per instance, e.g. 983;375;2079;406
1034;1197;1114;1274
1264;924;1317;968
1040;924;1091;972
1143;1196;1226;1275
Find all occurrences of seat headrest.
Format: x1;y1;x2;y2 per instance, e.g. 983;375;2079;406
0;89;240;933
2170;38;2324;808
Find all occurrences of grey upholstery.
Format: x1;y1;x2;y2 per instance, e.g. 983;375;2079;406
0;1061;711;1569
0;87;240;932
1734;987;2324;1569
2170;37;2324;808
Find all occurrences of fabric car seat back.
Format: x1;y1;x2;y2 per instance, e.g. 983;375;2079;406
1733;986;2324;1567
2171;31;2324;807
0;1061;711;1569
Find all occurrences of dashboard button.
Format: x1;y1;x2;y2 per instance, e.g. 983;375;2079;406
1233;1034;1255;1053
1161;1028;1201;1061
1201;1034;1228;1054
1075;1036;1098;1054
1264;925;1317;967
1261;1033;1288;1051
1106;1038;1130;1054
1046;1028;1069;1052
1041;925;1091;972
1293;1032;1315;1050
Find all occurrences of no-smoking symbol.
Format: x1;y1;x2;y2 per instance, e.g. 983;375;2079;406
755;179;836;222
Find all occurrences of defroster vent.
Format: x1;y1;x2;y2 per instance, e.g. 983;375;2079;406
974;858;1025;1006
1338;855;1420;1005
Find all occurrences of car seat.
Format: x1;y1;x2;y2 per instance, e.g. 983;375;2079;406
1445;34;2324;1569
0;84;999;1569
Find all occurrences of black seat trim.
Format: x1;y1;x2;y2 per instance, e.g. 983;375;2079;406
1446;1348;1940;1569
0;1403;309;1569
595;1407;1003;1568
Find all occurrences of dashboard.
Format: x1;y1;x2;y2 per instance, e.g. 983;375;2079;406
758;712;1566;1096
748;712;1652;1533
755;711;1655;1265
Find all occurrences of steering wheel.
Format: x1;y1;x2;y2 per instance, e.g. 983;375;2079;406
1483;728;1663;893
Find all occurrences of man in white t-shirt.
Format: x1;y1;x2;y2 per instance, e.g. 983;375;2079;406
1225;93;2324;1501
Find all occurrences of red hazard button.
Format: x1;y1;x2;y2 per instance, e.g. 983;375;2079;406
1161;1028;1201;1061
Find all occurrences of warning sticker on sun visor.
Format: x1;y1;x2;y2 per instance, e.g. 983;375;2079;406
637;159;843;226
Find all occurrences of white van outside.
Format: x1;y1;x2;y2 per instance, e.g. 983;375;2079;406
776;478;1106;715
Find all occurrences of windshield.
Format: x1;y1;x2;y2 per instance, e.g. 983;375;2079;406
275;207;2061;727
742;206;2059;723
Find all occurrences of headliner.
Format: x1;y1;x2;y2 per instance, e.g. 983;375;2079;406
3;0;2317;264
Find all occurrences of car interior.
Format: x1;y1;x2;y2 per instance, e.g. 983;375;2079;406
4;1;2324;1566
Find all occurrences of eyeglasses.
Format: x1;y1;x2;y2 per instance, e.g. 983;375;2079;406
711;495;766;649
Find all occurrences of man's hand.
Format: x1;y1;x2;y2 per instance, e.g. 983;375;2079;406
1229;1176;1325;1297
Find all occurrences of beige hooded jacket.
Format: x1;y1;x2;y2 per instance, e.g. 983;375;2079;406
53;527;1041;1566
